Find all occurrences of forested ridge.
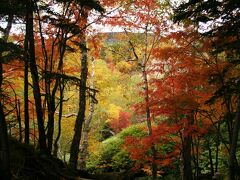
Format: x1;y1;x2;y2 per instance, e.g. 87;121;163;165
0;0;239;179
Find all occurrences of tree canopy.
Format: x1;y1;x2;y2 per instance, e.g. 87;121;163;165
0;0;240;179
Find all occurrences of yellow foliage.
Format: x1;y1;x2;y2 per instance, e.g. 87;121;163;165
116;61;132;73
106;104;122;120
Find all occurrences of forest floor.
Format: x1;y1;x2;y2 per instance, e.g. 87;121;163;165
8;138;147;180
8;138;86;180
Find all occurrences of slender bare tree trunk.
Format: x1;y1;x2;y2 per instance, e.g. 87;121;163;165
24;51;29;144
79;57;95;170
142;25;157;179
215;122;220;173
24;10;30;144
126;26;158;178
208;141;214;177
141;66;157;179
53;82;64;157
16;99;22;142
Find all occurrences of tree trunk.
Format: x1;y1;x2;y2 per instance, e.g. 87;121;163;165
0;59;11;179
16;99;22;142
0;104;11;180
79;57;95;170
46;37;66;154
0;13;13;180
24;50;29;144
126;27;157;178
53;82;64;157
36;3;55;153
24;9;30;144
208;140;214;177
142;66;157;179
69;9;88;169
26;0;47;153
46;96;55;153
229;95;240;180
192;136;200;180
215;122;220;173
182;115;193;180
182;134;193;180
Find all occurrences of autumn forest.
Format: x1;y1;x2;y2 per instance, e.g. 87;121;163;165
0;0;239;179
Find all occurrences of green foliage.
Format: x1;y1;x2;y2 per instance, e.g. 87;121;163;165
118;123;147;139
86;136;124;173
86;123;146;173
101;136;123;162
112;150;133;171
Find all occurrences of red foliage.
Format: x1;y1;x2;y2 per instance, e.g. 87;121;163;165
124;123;180;172
110;110;131;133
129;31;214;172
100;0;165;33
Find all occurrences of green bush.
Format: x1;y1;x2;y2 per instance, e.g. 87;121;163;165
118;123;147;139
101;136;123;163
112;150;133;171
86;123;146;173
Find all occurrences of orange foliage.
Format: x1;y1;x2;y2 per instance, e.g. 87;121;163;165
110;110;131;133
